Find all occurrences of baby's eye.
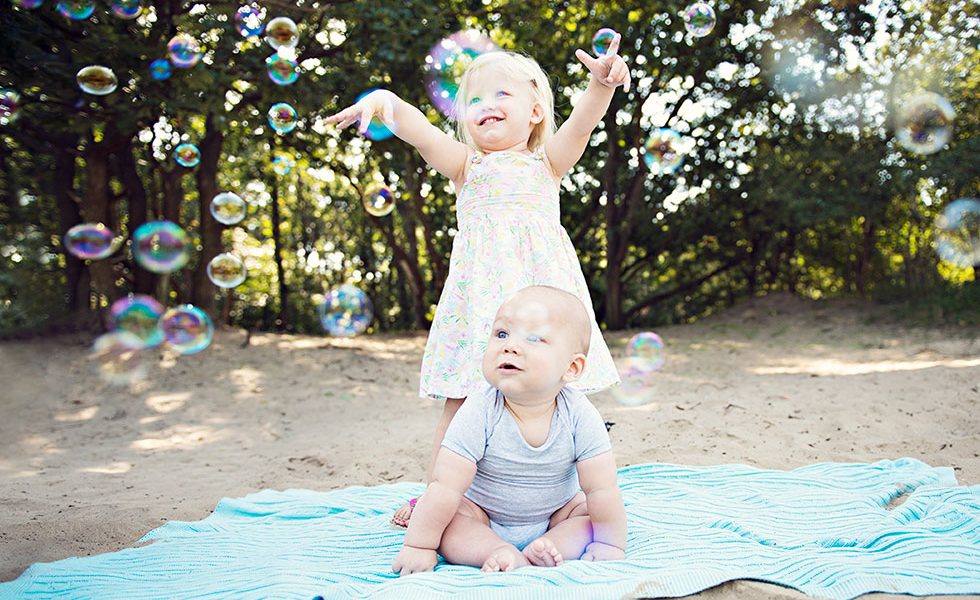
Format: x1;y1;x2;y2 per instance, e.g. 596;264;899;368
525;334;543;343
494;330;508;339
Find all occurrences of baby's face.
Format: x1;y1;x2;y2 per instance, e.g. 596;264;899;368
463;70;541;152
482;297;583;404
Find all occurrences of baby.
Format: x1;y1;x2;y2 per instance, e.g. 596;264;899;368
392;285;627;575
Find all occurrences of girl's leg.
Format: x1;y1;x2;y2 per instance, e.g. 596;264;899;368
392;397;465;526
440;497;530;572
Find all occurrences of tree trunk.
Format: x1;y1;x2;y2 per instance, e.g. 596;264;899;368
52;146;89;315
271;175;289;330
376;217;428;329
191;113;224;316
116;140;156;295
81;139;119;308
855;218;875;296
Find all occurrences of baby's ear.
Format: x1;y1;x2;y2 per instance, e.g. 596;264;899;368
562;353;587;383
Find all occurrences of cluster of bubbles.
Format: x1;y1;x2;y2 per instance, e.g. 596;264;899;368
76;65;117;95
423;30;498;118
612;332;666;406
362;185;395;217
318;284;374;337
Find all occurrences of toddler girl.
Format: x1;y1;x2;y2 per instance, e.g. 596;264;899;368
326;32;631;526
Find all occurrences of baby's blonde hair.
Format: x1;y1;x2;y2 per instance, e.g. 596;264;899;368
453;51;556;152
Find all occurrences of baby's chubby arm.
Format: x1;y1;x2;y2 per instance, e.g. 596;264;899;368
324;90;469;184
544;32;631;180
576;451;627;561
391;447;477;576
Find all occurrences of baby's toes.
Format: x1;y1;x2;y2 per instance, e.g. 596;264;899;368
481;556;501;572
523;538;563;567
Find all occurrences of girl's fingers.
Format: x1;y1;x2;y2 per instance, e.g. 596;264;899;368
606;33;621;57
575;48;598;71
358;107;371;133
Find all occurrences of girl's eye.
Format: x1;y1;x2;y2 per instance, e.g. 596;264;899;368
469;96;481;105
496;90;509;97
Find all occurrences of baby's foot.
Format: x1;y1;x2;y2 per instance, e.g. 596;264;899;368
390;498;416;528
481;545;530;572
522;537;563;567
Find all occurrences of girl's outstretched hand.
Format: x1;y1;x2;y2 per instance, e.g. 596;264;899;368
575;32;631;92
324;89;396;135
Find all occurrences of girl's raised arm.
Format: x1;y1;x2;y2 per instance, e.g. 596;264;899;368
326;90;470;184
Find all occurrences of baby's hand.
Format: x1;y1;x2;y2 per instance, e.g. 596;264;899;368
581;541;625;561
575;32;631;92
324;89;395;135
391;544;438;576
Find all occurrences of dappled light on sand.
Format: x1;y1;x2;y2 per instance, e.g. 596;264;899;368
752;357;980;376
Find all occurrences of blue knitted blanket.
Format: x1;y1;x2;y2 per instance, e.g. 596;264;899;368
2;459;978;599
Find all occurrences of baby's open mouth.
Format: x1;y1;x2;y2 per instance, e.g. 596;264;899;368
498;362;521;371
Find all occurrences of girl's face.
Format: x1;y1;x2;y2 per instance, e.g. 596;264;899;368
463;70;543;152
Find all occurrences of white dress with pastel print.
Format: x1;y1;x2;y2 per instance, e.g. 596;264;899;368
419;148;620;399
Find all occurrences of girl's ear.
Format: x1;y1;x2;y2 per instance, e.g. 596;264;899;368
530;101;545;125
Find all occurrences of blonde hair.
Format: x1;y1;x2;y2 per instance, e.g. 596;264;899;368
453;51;557;152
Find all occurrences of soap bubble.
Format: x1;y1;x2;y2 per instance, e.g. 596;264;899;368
319;284;373;337
895;92;955;155
266;53;299;85
935;198;980;268
235;4;264;37
110;0;141;19
167;33;202;68
207;253;247;288
76;65;118;95
64;223;117;260
423;30;498;118
133;220;190;273
592;28;617;56
108;294;164;348
174;143;201;167
210;192;247;225
56;0;94;19
92;331;148;385
683;2;716;37
13;0;45;9
362;185;395;217
150;59;171;80
272;154;295;175
267;102;298;134
643;128;687;175
265;16;298;50
612;332;666;406
353;89;393;141
160;305;214;355
1;90;21;126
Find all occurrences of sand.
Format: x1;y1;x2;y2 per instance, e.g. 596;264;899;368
1;293;978;598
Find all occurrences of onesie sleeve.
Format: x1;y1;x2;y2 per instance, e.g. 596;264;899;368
440;381;494;464
566;387;613;462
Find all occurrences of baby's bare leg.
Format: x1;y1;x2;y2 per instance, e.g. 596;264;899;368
524;492;592;565
439;497;530;572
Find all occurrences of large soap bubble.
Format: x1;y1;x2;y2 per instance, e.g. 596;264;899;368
895;92;955;155
318;284;373;337
935;198;980;268
160;305;214;355
210;192;247;225
207;253;247;288
133;220;190;273
76;66;118;95
168;33;202;68
423;30;498;118
108;294;164;348
64;223;116;260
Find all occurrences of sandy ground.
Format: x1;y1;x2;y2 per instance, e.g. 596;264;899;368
1;293;978;598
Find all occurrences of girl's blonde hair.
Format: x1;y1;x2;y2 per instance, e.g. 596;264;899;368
453;51;556;152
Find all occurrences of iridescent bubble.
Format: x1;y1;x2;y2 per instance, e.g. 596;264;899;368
235;4;264;37
318;284;373;337
935;198;980;268
611;332;666;406
643;128;687;175
110;0;141;19
627;332;665;372
895;92;955;155
56;0;94;19
108;294;164;348
362;185;395;217
133;220;190;273
272;154;295;175
423;30;498;118
210;192;247;225
267;102;298;134
354;89;393;141
92;331;148;385
167;33;202;69
592;28;617;56
160;305;214;355
207;253;247;288
64;223;116;260
13;0;45;8
0;90;20;126
266;53;299;86
683;2;716;38
265;16;298;50
174;143;201;167
149;59;171;81
76;65;117;96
